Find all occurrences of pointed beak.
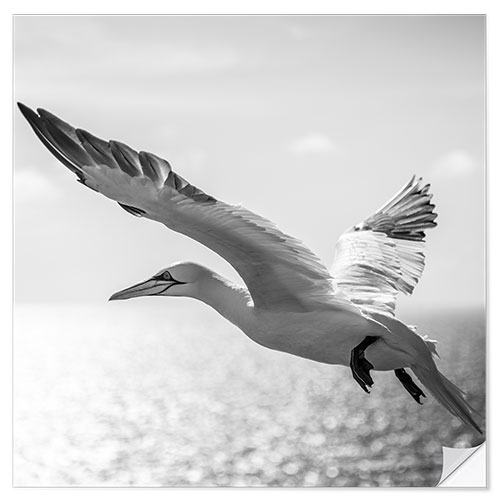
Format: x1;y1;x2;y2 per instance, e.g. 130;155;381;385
109;278;165;301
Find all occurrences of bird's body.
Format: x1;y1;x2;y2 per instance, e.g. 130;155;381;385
243;309;410;371
18;102;483;434
183;268;406;369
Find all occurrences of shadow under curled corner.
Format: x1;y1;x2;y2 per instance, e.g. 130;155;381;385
438;443;486;487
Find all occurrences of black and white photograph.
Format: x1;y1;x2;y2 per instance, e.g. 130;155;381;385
13;14;486;487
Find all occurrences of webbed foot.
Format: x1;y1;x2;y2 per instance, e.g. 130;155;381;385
350;336;379;393
394;368;426;404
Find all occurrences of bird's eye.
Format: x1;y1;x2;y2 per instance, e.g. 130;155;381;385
161;271;172;281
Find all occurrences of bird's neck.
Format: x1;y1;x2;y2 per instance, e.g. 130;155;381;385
193;273;254;330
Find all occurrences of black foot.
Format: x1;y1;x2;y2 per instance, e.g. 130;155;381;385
394;368;426;404
350;336;378;393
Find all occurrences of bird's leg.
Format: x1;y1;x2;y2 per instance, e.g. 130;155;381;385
350;336;378;393
394;368;426;404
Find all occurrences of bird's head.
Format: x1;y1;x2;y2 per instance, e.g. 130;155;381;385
109;262;209;301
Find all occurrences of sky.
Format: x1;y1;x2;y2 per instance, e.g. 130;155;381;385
14;15;485;309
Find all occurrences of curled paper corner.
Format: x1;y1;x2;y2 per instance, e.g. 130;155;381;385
438;442;486;487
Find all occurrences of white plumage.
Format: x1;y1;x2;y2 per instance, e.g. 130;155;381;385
331;176;436;315
18;103;482;434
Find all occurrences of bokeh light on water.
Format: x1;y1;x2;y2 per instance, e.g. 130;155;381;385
14;303;485;486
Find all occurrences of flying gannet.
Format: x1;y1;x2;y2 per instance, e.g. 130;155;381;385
18;103;482;434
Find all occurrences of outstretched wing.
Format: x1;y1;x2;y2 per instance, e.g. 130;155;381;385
19;103;353;313
330;176;438;316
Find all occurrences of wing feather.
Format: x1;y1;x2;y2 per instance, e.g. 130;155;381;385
331;176;437;315
19;103;353;313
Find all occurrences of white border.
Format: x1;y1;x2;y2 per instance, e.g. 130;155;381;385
3;1;498;498
0;0;496;15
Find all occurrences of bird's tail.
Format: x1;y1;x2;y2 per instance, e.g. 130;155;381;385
410;364;483;434
369;312;483;434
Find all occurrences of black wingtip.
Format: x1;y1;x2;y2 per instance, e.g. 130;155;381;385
17;102;38;122
17;103;47;137
17;101;29;112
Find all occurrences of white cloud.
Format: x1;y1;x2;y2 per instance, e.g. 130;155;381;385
16;17;242;79
289;134;338;156
14;168;61;205
431;150;480;180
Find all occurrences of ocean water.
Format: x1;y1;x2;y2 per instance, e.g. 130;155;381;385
14;302;486;487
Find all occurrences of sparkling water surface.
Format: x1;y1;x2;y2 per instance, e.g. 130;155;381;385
14;302;486;487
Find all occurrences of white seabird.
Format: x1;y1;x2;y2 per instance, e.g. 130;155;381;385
18;103;482;433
